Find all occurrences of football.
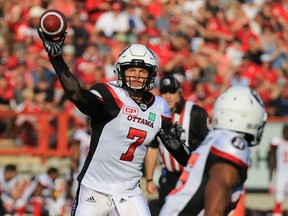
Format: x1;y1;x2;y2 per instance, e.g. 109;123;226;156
39;9;67;38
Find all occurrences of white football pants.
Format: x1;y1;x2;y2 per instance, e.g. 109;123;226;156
71;184;151;216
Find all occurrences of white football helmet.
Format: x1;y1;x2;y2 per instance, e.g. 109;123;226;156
115;44;158;95
212;86;267;146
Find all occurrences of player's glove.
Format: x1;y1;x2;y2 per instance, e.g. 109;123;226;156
158;122;186;151
37;27;67;57
157;122;191;166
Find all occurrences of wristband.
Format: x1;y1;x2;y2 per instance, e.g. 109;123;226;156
146;179;153;183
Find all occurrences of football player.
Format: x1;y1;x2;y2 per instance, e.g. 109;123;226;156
37;27;187;216
145;75;210;210
159;86;267;216
268;124;288;216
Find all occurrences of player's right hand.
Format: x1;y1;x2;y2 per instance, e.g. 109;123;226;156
37;27;67;57
146;180;158;194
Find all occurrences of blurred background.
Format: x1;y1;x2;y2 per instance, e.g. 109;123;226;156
0;0;288;215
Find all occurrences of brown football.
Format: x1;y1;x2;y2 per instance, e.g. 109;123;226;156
39;9;67;38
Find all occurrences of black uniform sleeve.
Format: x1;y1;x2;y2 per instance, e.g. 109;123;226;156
189;105;210;151
49;55;105;116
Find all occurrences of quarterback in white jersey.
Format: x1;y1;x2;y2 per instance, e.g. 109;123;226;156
268;124;288;216
159;86;267;216
37;28;188;216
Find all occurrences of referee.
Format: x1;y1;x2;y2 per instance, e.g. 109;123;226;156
145;75;210;210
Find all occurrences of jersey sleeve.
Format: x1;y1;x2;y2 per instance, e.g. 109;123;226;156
209;135;249;183
160;99;172;132
89;83;123;118
50;55;106;116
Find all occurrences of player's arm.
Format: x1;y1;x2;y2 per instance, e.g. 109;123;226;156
268;144;277;182
37;27;105;116
204;162;242;216
145;139;159;194
268;143;277;193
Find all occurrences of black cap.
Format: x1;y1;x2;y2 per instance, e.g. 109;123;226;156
159;75;180;94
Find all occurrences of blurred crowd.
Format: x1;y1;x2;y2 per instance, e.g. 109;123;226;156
0;0;288;122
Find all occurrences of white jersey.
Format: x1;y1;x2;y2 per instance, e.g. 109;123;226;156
160;129;249;216
79;82;170;196
270;136;288;175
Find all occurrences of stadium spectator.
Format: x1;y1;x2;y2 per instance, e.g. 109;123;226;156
267;81;288;117
145;75;210;212
69;14;90;58
125;2;146;35
0;164;19;215
85;0;111;23
68;117;91;199
187;80;216;116
268;124;288;216
38;25;187;215
0;0;287;120
74;44;104;83
0;75;14;111
47;0;76;18
159;86;267;216
229;70;250;87
94;2;129;38
15;167;65;216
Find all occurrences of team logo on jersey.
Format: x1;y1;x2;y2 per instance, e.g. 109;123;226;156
127;115;154;128
148;112;156;122
231;136;245;150
123;105;138;116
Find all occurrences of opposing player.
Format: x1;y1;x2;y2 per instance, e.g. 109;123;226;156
145;75;210;209
159;86;267;216
268;124;288;216
37;27;187;215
